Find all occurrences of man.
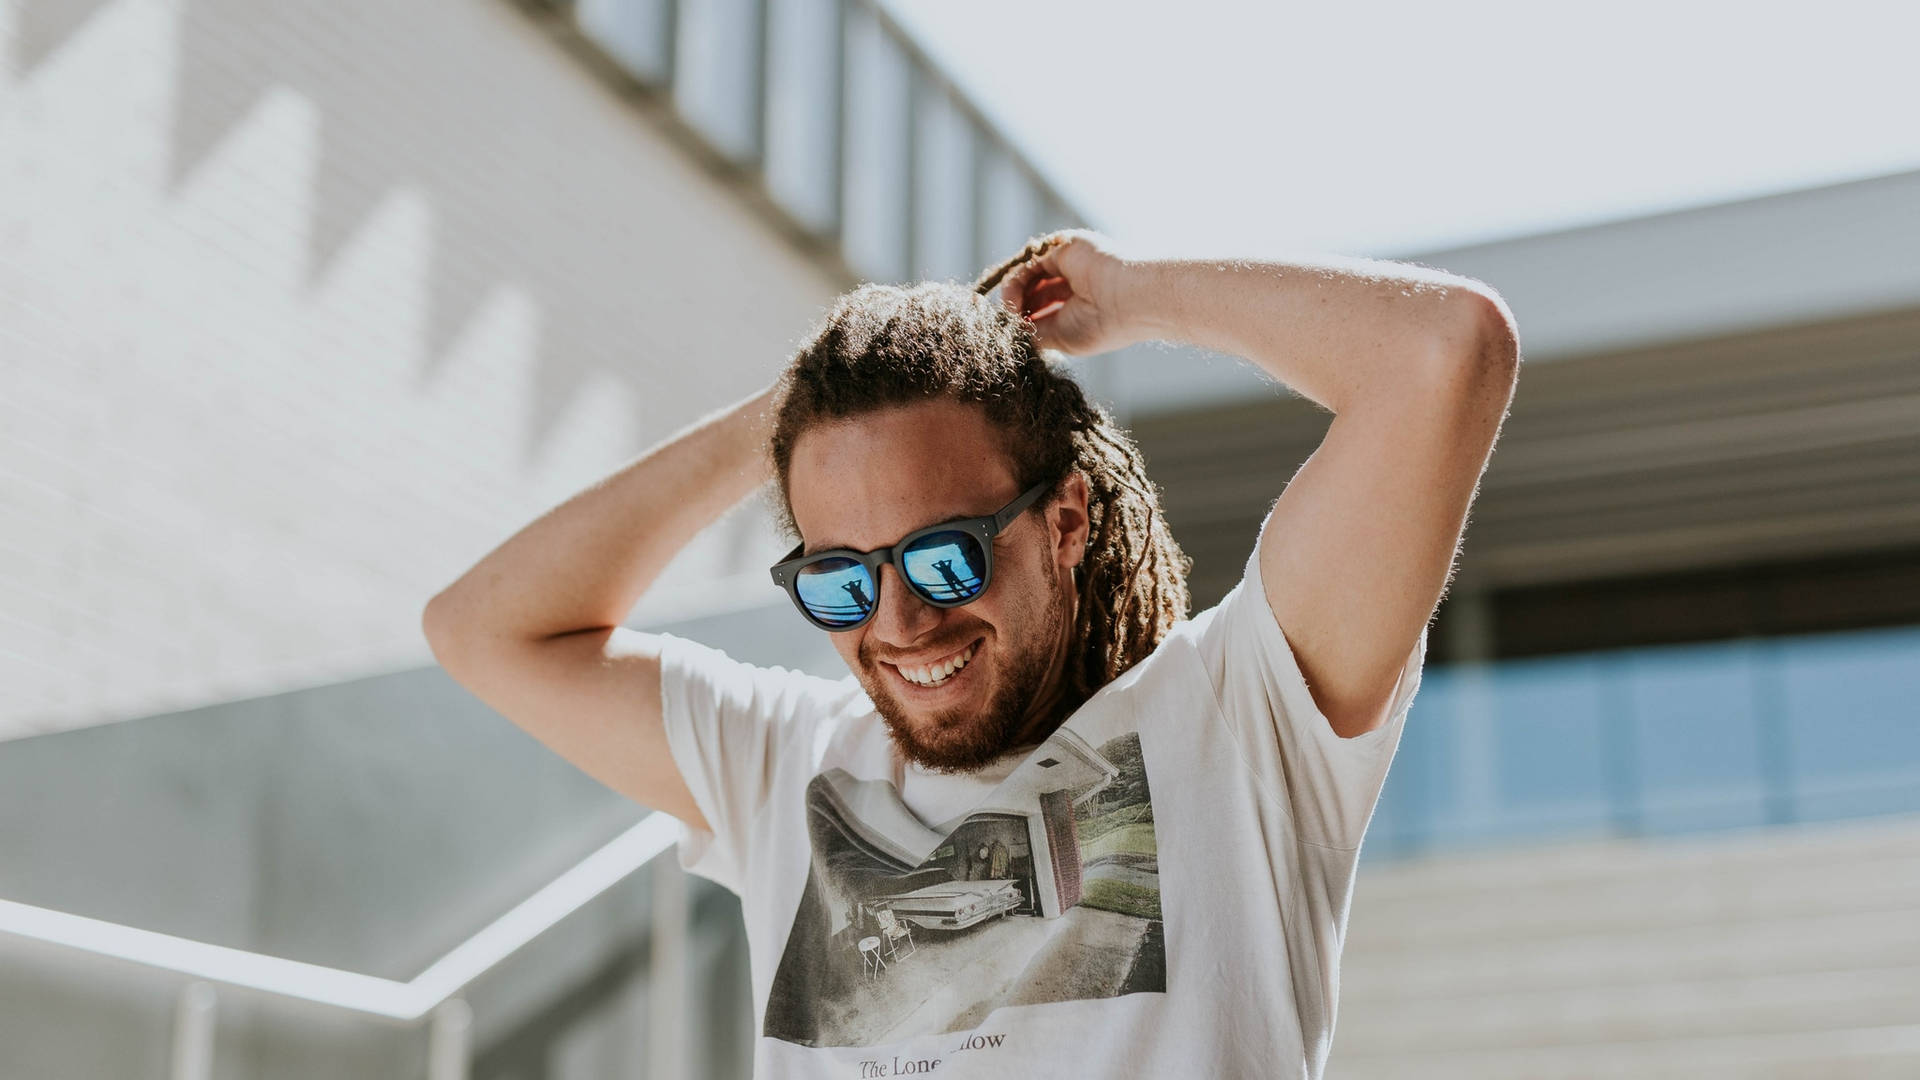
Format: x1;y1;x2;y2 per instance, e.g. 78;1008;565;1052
423;230;1519;1076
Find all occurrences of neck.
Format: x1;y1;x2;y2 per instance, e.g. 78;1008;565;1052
1009;585;1083;748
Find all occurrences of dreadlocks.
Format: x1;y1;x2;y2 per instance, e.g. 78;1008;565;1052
767;240;1193;720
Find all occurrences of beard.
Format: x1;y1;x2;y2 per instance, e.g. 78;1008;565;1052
859;564;1070;774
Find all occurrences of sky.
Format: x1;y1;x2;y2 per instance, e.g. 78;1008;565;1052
877;0;1920;258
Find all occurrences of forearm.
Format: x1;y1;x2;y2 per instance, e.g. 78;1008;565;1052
425;383;779;646
1117;252;1511;413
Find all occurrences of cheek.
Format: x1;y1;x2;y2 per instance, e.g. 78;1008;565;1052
1003;544;1059;595
836;634;867;673
983;563;1046;627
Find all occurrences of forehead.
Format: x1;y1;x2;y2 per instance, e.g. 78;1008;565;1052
788;399;1019;551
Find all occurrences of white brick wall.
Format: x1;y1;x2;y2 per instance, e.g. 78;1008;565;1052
0;0;843;738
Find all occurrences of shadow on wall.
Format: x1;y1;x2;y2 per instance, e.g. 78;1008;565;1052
7;0;822;458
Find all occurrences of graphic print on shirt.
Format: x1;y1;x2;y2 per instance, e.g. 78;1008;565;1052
763;728;1165;1048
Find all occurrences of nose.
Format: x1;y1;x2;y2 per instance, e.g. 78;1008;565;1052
867;562;941;643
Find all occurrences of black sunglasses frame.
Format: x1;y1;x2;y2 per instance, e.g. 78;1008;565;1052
769;478;1055;631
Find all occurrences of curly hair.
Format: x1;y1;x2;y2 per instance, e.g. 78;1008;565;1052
767;238;1193;717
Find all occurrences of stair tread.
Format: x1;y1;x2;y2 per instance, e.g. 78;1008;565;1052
1329;1022;1920;1080
1343;905;1920;999
1338;963;1920;1051
1356;815;1920;903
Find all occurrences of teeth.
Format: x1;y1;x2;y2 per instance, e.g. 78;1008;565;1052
901;642;974;686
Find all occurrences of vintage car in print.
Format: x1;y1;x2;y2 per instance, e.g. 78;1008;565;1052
873;879;1024;931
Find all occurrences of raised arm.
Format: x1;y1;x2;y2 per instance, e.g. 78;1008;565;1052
998;232;1519;737
421;384;780;828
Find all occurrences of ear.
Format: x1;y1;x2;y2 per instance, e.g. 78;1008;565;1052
1049;471;1093;570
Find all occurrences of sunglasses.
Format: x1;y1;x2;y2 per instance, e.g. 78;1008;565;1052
769;479;1054;631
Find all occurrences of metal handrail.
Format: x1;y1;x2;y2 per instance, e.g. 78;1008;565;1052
0;813;681;1075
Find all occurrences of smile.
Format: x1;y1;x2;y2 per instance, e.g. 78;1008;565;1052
890;640;979;688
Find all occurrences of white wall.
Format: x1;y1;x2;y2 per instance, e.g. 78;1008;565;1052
0;0;845;740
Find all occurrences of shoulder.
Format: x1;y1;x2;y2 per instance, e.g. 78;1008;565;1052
655;631;874;731
1072;612;1215;717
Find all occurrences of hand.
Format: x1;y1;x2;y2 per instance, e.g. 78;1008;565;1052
994;229;1141;357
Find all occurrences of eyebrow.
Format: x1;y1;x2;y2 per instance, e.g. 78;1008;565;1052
800;507;985;558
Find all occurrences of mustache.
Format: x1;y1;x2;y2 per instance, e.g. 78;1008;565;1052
863;633;985;668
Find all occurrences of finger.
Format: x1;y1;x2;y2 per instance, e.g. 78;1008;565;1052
1022;234;1069;279
996;260;1044;313
1002;263;1069;319
1006;234;1068;282
1022;275;1073;320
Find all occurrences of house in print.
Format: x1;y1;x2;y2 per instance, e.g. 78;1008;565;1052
966;727;1121;917
805;728;1121;939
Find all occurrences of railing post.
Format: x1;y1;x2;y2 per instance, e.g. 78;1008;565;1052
429;998;473;1080
649;858;690;1080
170;981;216;1080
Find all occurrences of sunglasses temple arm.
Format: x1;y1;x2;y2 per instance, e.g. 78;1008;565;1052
995;480;1051;532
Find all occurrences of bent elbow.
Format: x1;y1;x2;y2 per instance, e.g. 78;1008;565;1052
1462;286;1521;384
421;591;466;662
1418;287;1519;414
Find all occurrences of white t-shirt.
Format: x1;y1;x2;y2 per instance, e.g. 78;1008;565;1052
659;529;1426;1079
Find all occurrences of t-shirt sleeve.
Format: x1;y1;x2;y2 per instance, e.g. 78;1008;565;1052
1190;523;1428;850
654;631;852;894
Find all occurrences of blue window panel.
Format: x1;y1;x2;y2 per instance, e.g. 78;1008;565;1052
1367;667;1465;858
576;0;675;87
1779;625;1920;822
839;6;911;283
763;0;841;236
1621;639;1772;833
673;0;764;164
1431;666;1522;850
1364;622;1920;862
1485;654;1613;841
976;143;1041;267
909;81;976;284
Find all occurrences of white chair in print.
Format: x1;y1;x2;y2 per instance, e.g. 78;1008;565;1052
875;906;916;960
858;935;886;980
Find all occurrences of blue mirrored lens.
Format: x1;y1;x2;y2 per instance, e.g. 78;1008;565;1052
902;530;987;602
795;557;877;627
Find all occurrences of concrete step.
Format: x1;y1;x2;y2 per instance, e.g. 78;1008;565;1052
1328;1023;1920;1080
1331;817;1920;1075
1342;905;1920;1001
1347;847;1920;949
1356;815;1920;905
1336;963;1920;1055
